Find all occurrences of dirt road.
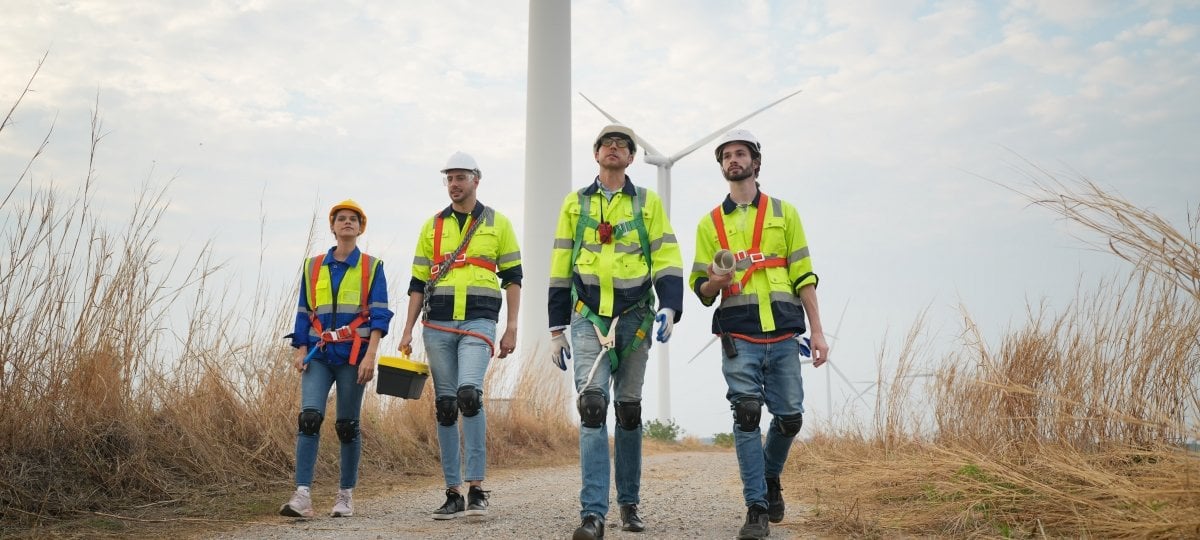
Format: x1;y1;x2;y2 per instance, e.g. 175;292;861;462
212;450;814;539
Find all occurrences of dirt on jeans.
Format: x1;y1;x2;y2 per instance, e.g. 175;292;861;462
208;450;819;539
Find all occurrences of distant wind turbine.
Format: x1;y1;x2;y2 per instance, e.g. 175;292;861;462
579;89;803;422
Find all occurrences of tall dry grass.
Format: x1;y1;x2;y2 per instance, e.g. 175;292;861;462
790;173;1200;537
0;62;577;532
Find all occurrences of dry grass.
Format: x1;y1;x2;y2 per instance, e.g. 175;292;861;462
0;64;577;536
787;172;1200;538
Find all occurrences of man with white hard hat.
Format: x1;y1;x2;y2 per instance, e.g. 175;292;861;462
689;130;828;540
398;151;522;521
547;123;684;539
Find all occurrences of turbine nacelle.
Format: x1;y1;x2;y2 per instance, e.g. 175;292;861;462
644;155;671;167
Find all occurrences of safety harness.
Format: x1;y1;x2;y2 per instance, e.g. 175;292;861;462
711;192;794;345
430;211;498;277
305;253;374;365
421;207;497;356
570;186;656;375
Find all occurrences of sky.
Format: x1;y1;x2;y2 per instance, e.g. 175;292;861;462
2;1;1198;438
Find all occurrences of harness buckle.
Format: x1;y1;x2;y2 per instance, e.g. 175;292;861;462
734;249;749;261
453;253;467;264
748;252;766;263
320;326;355;342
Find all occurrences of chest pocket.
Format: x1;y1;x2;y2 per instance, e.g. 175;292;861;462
759;216;788;258
470;227;499;260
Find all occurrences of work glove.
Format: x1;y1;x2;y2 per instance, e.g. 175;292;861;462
550;332;571;371
655;308;676;343
797;335;812;358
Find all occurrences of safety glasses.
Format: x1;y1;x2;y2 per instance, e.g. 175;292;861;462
599;137;630;149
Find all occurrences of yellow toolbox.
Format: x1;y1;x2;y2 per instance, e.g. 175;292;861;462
376;354;429;399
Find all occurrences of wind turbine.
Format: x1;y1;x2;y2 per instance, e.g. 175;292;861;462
579;89;804;422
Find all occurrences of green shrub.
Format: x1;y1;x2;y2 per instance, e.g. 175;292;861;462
643;418;683;442
713;432;735;447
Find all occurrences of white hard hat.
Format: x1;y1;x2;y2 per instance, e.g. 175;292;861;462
594;123;637;153
440;151;481;176
714;129;761;162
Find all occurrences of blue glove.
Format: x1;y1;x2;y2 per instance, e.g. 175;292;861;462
798;336;812;358
655;308;676;343
550;332;571;371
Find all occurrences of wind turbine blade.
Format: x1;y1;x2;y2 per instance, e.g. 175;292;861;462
578;93;664;157
825;358;871;409
666;88;803;163
686;335;719;364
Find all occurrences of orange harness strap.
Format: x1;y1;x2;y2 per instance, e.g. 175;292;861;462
711;193;787;298
306;253;373;365
432;213;497;276
420;320;497;358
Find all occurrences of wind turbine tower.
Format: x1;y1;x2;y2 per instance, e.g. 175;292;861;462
521;0;571;370
580;89;804;421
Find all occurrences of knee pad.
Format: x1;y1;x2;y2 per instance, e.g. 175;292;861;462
456;385;483;418
772;413;803;437
298;409;323;436
614;401;642;431
436;396;459;426
335;419;360;444
733;398;762;432
576;390;608;428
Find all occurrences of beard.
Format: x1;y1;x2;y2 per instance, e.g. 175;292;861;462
723;166;754;182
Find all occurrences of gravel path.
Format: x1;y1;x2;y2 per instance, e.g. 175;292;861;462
211;451;813;539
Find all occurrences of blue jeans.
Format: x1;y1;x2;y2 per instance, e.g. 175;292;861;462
295;358;366;489
721;334;806;508
424;319;496;488
571;309;651;519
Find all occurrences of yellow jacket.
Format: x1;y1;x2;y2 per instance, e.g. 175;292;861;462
690;190;816;335
548;178;683;328
409;202;522;322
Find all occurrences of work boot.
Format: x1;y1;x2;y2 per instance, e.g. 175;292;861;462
279;486;314;518
572;513;605;539
765;476;784;523
330;488;353;517
737;504;770;540
619;503;645;532
431;488;465;520
465;485;489;516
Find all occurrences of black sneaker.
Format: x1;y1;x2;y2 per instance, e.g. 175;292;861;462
572;513;605;539
465;485;489;516
738;504;770;540
619;503;645;532
765;477;784;523
431;488;464;520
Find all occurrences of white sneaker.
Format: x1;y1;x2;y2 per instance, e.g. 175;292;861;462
279;487;314;518
331;488;354;517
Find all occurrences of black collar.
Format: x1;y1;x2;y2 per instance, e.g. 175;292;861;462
721;186;764;214
438;200;484;220
581;176;638;197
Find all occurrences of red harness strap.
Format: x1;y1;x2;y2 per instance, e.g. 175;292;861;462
728;332;796;344
431;213;497;276
711;192;787;298
307;253;373;365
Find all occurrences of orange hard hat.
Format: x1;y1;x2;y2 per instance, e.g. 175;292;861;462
329;199;367;233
